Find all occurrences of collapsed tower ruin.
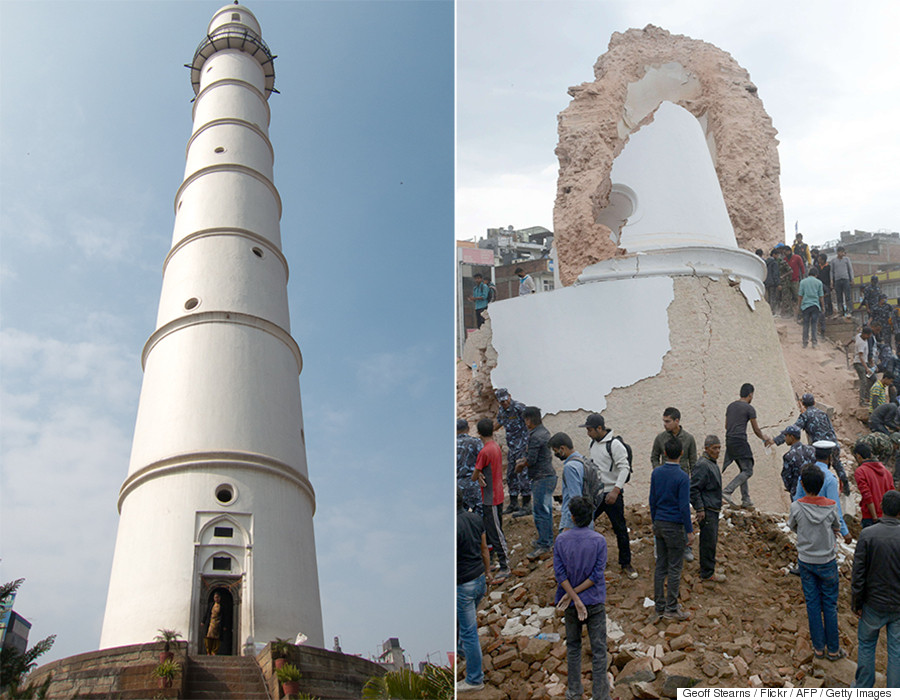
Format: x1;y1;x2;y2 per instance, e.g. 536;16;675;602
465;25;799;514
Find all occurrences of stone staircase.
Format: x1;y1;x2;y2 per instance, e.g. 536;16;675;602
184;655;270;700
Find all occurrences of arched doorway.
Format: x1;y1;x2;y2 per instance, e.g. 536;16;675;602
198;580;239;655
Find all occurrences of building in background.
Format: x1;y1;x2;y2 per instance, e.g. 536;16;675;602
457;225;555;355
819;229;900;306
376;637;409;671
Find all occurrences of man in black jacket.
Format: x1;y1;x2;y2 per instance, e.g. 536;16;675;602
850;489;900;688
515;406;557;560
690;435;725;583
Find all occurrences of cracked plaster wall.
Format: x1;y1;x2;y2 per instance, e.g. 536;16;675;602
538;276;798;514
554;25;783;285
471;276;798;514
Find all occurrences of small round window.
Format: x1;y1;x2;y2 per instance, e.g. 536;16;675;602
185;297;200;310
214;146;225;154
215;483;236;505
251;247;264;258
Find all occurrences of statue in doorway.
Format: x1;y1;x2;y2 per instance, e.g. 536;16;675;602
203;591;223;655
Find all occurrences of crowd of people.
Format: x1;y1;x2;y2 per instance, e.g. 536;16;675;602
457;383;900;693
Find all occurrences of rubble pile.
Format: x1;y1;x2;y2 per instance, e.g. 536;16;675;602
458;502;888;698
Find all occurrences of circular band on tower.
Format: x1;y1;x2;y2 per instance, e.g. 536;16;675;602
163;228;289;280
117;450;316;514
174;163;282;218
142;310;303;374
186;118;274;161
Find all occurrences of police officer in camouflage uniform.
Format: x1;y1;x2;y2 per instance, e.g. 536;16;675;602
494;389;531;514
457;419;483;516
772;393;850;495
870;294;893;347
862;276;882;317
856;431;900;469
780;425;815;499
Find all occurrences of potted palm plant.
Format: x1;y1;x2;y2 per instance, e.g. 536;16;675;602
154;629;182;663
271;637;293;670
153;659;181;689
275;662;302;696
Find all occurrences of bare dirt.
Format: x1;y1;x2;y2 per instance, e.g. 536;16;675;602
457;316;893;697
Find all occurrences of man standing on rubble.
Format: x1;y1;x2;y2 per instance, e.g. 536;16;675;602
831;246;854;317
515;407;557;560
494;389;530;515
582;413;638;579
722;383;774;509
850;490;900;689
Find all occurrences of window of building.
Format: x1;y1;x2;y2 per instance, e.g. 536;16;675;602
213;526;233;538
232;13;240;21
212;557;232;571
542;279;554;292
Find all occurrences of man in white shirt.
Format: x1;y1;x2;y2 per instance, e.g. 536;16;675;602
515;267;536;296
853;327;876;406
581;413;638;579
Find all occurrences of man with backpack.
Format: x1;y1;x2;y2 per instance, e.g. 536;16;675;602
581;413;638;579
549;432;602;533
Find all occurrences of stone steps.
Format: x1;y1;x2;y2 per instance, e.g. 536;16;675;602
184;655;270;700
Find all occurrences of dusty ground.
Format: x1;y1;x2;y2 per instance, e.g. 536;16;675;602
457;315;893;697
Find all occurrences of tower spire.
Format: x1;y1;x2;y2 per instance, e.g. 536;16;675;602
100;3;323;653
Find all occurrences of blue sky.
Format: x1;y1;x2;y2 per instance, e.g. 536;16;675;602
457;0;900;246
1;0;453;667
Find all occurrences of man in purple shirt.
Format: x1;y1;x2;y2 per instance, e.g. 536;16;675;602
553;496;610;700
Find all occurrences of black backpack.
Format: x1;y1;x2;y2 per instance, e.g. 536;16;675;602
603;435;634;484
486;282;497;304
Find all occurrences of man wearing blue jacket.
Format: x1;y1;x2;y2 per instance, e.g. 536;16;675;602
649;438;694;621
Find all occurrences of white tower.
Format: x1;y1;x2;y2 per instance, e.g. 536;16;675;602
100;3;324;653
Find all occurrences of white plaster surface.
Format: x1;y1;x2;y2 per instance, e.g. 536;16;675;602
610;101;738;253
489;277;673;415
577;245;766;309
102;4;323;651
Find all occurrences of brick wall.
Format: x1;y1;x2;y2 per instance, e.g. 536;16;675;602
258;642;387;699
27;641;187;699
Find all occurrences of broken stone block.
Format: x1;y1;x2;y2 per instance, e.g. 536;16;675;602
639;624;659;640
733;655;749;677
749;675;763;687
669;634;693;651
493;649;517;669
660;661;702;695
618;656;656;684
661;650;686;665
510;659;527;673
631;681;661;699
520;638;553;664
664;622;688;638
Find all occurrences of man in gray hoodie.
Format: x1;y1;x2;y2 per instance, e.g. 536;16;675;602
788;465;845;661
